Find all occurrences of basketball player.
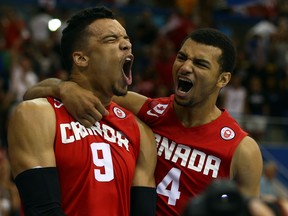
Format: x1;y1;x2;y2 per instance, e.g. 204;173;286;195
7;7;157;216
23;28;263;215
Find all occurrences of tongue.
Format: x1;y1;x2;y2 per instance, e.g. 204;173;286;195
125;71;132;85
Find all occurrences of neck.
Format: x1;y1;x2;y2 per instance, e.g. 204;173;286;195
70;72;112;107
174;102;222;128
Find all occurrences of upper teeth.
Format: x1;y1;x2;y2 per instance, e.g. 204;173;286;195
179;77;191;82
126;57;131;61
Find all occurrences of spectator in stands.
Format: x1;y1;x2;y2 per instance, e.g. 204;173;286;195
260;161;288;200
0;147;20;216
9;53;39;104
220;73;247;126
245;75;269;142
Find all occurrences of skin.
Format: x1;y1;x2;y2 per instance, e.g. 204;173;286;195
8;18;156;195
23;35;262;198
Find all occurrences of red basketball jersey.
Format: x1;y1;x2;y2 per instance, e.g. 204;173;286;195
137;95;247;216
48;97;140;216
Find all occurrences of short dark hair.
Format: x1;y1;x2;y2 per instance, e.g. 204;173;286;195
185;28;236;73
61;6;115;72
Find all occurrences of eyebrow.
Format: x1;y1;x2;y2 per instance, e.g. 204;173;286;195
100;33;130;40
194;58;211;65
178;51;211;65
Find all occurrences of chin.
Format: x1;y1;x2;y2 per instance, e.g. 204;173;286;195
113;88;127;97
175;96;193;107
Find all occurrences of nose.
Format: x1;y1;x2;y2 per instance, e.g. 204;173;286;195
120;39;132;51
179;60;193;74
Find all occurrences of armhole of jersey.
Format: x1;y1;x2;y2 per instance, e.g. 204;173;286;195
136;97;152;118
47;97;58;149
134;117;141;160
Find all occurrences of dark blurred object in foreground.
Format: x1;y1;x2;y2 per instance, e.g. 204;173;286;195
182;179;250;216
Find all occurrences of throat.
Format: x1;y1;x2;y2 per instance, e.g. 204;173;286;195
174;104;222;127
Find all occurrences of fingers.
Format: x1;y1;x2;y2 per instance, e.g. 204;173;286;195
91;103;109;119
78;118;94;128
77;110;109;128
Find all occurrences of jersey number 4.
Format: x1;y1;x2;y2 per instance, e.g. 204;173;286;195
156;167;181;206
91;142;114;182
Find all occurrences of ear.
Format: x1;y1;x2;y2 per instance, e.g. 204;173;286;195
73;51;89;67
217;72;231;88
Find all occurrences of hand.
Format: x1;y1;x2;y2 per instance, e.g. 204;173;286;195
59;81;108;127
248;198;275;216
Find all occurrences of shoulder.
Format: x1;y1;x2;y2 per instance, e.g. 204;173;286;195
135;117;153;134
231;136;262;166
235;136;260;157
9;98;55;131
12;98;52;115
135;116;155;146
231;136;263;179
8;98;57;177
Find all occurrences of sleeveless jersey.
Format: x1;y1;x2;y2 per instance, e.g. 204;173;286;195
47;97;140;216
137;95;247;216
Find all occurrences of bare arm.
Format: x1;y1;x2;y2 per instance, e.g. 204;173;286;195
8;98;66;215
24;78;109;127
130;117;157;216
132;117;157;187
23;78;62;101
230;136;263;197
114;92;148;117
24;78;149;127
8;98;56;176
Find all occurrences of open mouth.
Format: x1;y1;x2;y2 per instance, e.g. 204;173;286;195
177;78;193;93
122;55;134;85
123;56;133;77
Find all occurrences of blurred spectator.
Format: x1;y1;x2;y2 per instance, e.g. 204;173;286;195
245;33;269;70
260;161;288;199
265;74;283;117
0;76;14;150
28;6;53;44
132;68;156;97
150;34;176;90
131;9;158;74
176;0;198;17
32;40;62;79
269;16;288;71
0;147;20;216
159;11;196;51
9;53;39;104
245;75;269;141
1;7;29;51
220;73;247;126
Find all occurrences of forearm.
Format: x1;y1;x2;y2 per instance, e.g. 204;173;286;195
23;78;62;100
15;167;66;216
130;186;157;216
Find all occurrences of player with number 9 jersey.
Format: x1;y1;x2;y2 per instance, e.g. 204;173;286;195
50;97;140;216
137;95;247;216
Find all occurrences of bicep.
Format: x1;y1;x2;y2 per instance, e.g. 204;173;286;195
230;136;263;197
8;99;57;177
113;91;148;115
132;118;157;187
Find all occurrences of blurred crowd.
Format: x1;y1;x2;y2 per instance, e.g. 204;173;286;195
0;0;288;214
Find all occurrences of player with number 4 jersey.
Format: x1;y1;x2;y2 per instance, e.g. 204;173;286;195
137;95;247;215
